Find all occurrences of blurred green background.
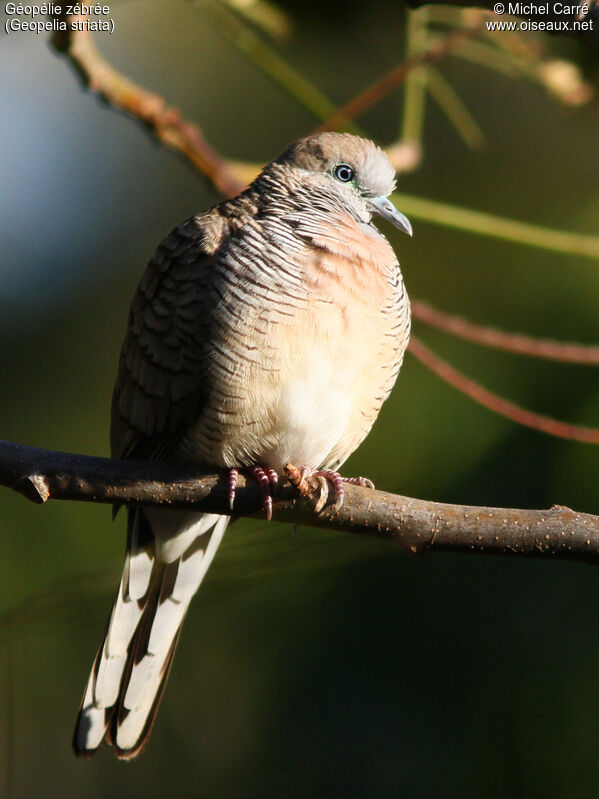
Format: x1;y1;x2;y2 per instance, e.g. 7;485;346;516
1;1;599;796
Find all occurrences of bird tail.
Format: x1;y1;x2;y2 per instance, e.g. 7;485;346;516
73;508;229;759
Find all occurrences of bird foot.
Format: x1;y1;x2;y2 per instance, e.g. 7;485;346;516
228;466;278;521
285;464;375;512
341;476;375;490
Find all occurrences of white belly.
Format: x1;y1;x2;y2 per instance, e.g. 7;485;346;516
265;369;353;472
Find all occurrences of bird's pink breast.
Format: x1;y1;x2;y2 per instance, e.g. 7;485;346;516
179;211;410;473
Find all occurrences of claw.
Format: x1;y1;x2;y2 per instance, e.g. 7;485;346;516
288;466;375;512
294;467;345;510
312;469;345;509
312;476;330;513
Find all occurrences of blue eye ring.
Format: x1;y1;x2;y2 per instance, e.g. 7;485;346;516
334;163;354;183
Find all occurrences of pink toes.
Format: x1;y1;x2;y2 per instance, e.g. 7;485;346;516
251;466;278;521
228;466;278;519
342;476;375;490
294;467;376;511
311;469;345;509
229;465;373;518
228;468;239;510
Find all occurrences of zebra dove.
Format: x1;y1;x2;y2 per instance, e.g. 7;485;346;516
73;132;412;759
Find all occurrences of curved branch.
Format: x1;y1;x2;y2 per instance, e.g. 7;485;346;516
412;300;599;364
409;336;599;443
51;12;244;197
316;24;481;133
1;440;597;564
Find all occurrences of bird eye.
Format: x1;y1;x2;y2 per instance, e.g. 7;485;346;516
334;164;354;183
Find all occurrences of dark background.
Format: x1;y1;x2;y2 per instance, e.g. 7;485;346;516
1;1;598;796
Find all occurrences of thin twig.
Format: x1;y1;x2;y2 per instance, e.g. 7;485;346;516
412;301;599;364
424;67;486;149
1;440;598;563
316;24;481;132
393;191;599;259
399;7;430;146
197;0;362;134
409;337;599;444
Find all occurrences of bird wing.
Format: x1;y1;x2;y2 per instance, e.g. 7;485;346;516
74;211;231;759
110;210;228;461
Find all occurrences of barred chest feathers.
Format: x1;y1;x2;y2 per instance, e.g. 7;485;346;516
178;206;410;472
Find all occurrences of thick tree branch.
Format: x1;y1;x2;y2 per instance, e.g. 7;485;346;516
1;441;598;564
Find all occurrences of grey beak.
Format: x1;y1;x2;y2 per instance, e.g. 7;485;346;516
369;195;413;237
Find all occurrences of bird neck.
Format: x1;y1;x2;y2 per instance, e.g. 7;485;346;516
246;163;370;227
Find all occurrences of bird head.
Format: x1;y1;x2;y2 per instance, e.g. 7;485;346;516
271;132;413;237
